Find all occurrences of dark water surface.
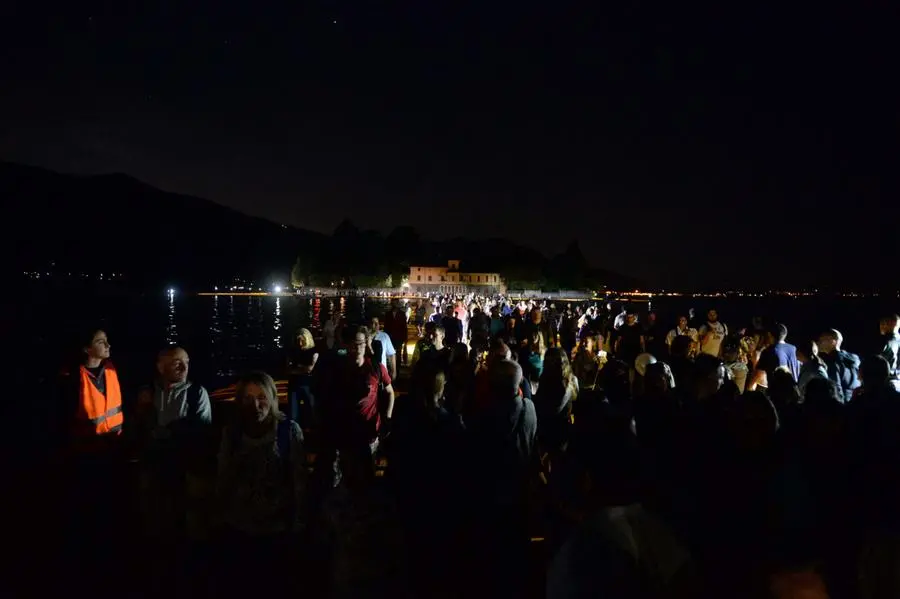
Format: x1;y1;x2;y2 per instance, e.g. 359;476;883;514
22;290;389;389
18;288;900;391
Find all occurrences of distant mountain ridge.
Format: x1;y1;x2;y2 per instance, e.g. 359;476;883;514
1;162;641;290
2;162;325;288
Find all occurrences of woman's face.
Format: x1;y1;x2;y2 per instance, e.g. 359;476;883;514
241;382;271;422
85;330;111;361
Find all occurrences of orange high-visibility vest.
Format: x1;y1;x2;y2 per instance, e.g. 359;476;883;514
77;362;124;436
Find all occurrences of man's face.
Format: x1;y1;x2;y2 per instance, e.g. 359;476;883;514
707;310;718;323
626;314;637;326
648;312;657;323
371;317;380;331
349;333;367;362
158;348;189;383
678;317;688;329
817;335;837;354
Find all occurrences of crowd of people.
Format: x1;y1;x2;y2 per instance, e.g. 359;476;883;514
35;294;900;598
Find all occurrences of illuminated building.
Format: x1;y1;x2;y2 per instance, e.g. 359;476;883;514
409;260;504;295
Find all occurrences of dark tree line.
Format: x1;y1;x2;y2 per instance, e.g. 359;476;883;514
290;221;637;291
2;162;637;291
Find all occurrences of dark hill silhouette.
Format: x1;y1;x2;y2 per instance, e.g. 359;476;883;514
2;163;641;290
1;162;325;288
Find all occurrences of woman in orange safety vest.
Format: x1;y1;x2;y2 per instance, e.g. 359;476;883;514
60;328;129;573
72;328;124;446
60;328;129;571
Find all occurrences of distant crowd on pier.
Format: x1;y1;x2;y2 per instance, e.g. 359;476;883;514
40;292;900;598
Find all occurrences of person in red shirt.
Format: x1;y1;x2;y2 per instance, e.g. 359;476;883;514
332;326;396;458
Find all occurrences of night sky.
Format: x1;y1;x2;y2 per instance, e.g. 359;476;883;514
1;3;895;289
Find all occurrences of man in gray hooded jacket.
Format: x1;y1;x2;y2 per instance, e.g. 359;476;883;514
136;346;212;540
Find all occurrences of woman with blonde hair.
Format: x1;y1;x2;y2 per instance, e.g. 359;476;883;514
215;371;306;590
289;328;318;374
287;328;319;426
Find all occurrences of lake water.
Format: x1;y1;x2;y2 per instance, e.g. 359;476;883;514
22;291;391;389
19;289;899;390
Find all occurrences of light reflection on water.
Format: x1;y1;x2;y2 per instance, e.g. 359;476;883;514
166;289;178;344
29;290;883;393
274;297;282;349
194;295;387;383
211;295;220;336
311;298;321;332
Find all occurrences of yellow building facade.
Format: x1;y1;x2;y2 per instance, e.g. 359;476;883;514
409;260;504;295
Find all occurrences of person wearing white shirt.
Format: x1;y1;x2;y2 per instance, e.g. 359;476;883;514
370;317;397;379
698;309;728;357
666;316;699;352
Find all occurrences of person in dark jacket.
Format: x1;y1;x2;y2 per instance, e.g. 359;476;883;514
818;329;861;403
440;305;464;347
465;359;537;599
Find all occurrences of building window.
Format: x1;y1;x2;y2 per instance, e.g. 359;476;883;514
477;276;481;282
428;275;432;282
417;276;421;281
493;275;497;282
